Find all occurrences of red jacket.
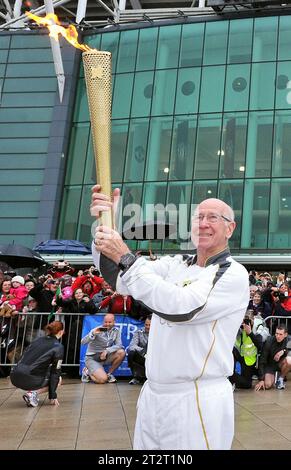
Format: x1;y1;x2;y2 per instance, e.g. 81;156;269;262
1;286;28;311
100;294;132;314
72;275;103;298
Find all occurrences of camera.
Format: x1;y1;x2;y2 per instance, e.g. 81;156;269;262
241;318;251;329
99;327;108;332
273;291;286;301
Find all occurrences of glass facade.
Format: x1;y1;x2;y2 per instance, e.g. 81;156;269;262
59;15;291;253
0;33;57;247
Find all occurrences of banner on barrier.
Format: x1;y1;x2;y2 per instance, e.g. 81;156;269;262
80;314;144;376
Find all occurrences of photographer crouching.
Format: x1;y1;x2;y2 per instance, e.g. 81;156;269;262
229;311;263;390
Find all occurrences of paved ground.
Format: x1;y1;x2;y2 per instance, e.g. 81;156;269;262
1;377;291;450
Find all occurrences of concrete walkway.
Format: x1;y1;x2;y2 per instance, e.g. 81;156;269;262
1;377;291;450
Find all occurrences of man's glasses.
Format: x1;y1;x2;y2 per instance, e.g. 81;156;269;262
192;213;233;224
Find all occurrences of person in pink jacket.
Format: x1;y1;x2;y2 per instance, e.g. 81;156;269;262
2;275;28;313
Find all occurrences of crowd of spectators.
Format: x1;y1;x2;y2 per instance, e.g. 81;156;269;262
1;262;291;389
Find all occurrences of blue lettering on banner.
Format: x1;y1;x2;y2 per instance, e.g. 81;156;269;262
79;314;144;376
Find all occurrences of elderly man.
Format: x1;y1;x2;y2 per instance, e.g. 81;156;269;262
81;313;125;384
90;185;249;450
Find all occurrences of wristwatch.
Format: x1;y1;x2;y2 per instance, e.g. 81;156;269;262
118;252;137;272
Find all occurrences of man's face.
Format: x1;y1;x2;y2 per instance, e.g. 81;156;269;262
103;314;115;330
144;319;151;334
280;284;288;294
83;282;92;293
275;329;287;343
191;200;235;255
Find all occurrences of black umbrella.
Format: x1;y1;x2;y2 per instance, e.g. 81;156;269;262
0;244;46;268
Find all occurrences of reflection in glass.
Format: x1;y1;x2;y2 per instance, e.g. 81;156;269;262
175;68;201;115
269;179;291;248
241;180;270;248
145;117;172;181
117;30;138;73
272;111;291;177
252;17;278;62
224;64;250;112
112;73;134;119
65;124;89;185
156;25;181;69
194;114;222;180
228;19;253;64
220;113;247;179
136;28;158;71
218;180;243;249
58;186;82;240
124;118;149;182
152;69;177;116
131;71;154;118
169;116;197;181
180;23;204;67
249;63;276;111
275;62;291;109
246;111;273;178
278;16;291;61
203;21;228;65
199;66;225;113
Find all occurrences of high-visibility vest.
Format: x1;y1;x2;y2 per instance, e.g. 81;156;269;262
235;331;257;366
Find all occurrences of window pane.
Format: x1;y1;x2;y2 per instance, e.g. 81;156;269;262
77;186;93;244
241;180;270;249
9;49;53;62
218;180;243;249
169;116;197;181
73;79;89;123
124;118;149;182
269;179;291;249
0;49;8;63
131;71;154;118
144;117;172;181
1;92;55;107
199;66;225;113
6;63;55;77
275;62;291;110
175;68;200;115
228;19;253;64
121;182;143;248
249;63;276;110
3;77;57;92
192;180;218;205
65;124;89;185
117;30;138;73
100;32;119;74
111;120;129;183
194;114;222;180
58;186;82;240
112;73;133;119
272;111;291;177
180;23;204;67
246;111;273;178
203;21;228;66
136;28;158;71
278;16;291;61
156;25;181;69
0;107;53;123
165;181;192;246
139;182;168;250
85;35;101;50
151;69;177;116
224;64;250;112
252;17;278;62
220;113;247;178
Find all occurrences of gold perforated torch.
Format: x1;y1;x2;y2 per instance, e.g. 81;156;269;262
83;51;114;229
25;12;114;229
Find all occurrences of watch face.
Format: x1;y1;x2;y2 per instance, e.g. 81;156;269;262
120;253;136;269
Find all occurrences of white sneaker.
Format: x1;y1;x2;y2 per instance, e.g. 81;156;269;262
23;391;39;407
129;378;141;385
276;377;285;390
107;373;117;383
232;383;236;392
81;367;90;383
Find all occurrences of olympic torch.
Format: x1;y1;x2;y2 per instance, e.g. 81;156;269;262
82;50;114;229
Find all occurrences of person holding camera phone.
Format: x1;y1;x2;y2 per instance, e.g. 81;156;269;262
229;310;263;390
80;313;125;384
90;184;249;450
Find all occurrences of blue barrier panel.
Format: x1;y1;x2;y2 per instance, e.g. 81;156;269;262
79;314;144;376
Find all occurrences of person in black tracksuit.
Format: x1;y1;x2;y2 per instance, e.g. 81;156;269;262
10;321;64;407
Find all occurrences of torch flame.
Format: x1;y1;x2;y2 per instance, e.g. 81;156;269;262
25;12;94;52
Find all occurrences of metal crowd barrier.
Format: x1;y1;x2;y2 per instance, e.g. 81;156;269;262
0;312;97;368
263;315;291;337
